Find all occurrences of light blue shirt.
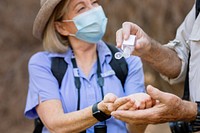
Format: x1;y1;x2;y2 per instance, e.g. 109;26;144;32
24;41;145;133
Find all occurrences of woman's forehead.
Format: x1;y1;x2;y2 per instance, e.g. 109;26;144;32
68;0;99;8
68;0;86;7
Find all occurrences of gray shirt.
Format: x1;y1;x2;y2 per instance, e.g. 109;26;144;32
161;3;200;102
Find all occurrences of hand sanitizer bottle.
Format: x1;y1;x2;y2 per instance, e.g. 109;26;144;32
122;35;136;58
115;35;136;59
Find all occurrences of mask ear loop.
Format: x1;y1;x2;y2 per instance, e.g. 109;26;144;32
68;34;76;37
62;20;73;23
62;20;76;37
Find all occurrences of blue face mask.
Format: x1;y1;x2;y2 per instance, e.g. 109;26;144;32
63;6;108;44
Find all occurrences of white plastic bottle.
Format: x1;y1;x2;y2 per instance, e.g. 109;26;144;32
122;35;136;58
115;35;136;59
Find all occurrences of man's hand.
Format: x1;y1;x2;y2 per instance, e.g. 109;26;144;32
116;22;152;57
111;85;197;124
116;22;182;79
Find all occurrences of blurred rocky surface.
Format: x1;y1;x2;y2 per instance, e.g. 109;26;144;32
0;0;194;132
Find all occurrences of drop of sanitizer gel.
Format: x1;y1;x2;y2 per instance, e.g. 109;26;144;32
115;35;136;59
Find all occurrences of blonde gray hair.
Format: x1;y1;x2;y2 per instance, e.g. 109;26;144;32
43;0;69;53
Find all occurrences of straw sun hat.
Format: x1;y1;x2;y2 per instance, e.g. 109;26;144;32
33;0;64;40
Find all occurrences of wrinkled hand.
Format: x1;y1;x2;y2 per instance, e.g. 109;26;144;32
116;22;152;57
111;85;197;124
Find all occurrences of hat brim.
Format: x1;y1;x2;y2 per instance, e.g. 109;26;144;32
33;0;62;40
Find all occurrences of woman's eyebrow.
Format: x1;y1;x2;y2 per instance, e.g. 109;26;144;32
72;0;84;10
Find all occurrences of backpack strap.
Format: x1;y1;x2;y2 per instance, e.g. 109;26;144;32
33;118;44;133
106;44;128;91
196;0;200;18
51;57;68;88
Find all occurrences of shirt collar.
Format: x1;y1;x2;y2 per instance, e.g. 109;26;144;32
47;40;113;65
47;47;73;64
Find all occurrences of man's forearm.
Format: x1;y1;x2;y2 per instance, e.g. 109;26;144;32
141;39;182;79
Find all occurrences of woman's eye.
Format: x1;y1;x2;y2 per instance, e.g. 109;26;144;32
78;7;85;12
92;0;99;5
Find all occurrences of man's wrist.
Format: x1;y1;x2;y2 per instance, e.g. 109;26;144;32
181;100;197;121
140;38;156;61
190;101;200;132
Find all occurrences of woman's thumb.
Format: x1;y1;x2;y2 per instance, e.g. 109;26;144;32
104;93;118;103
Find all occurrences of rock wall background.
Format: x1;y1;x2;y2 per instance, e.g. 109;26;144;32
0;0;194;132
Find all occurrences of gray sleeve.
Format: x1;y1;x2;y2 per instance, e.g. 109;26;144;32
160;4;195;84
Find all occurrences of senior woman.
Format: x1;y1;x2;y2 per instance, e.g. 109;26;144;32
24;0;154;133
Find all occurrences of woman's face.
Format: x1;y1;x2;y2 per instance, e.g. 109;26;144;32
55;0;100;36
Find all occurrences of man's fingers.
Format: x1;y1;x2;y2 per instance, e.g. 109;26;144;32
122;22;140;38
111;109;156;124
111;110;149;124
116;29;123;48
116;22;141;49
146;85;172;103
145;99;153;109
111;110;133;123
122;22;132;40
135;38;145;50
